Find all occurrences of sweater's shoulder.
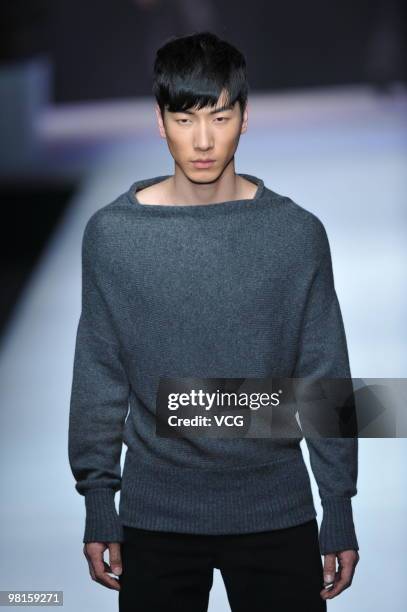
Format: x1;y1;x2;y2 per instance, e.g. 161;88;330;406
82;191;130;247
265;187;329;251
265;187;326;232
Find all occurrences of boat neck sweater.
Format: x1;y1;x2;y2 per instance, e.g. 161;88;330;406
68;172;359;556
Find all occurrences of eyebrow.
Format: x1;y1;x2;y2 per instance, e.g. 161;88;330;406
177;103;235;115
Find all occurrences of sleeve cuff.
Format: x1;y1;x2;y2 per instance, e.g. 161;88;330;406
318;496;359;555
83;488;124;543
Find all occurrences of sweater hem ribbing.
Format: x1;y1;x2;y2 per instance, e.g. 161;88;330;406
118;452;318;535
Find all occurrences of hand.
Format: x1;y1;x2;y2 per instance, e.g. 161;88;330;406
83;542;122;590
320;549;359;600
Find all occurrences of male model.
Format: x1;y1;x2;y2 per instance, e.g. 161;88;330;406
68;31;360;611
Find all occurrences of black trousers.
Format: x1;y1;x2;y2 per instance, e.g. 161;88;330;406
118;518;326;612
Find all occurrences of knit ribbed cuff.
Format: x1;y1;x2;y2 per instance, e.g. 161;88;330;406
83;488;124;543
318;496;359;555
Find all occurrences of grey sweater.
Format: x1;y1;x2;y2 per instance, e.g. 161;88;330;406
68;173;359;556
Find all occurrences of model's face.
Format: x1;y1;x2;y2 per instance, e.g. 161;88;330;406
155;90;248;181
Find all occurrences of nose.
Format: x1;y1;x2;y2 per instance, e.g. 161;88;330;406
193;122;214;151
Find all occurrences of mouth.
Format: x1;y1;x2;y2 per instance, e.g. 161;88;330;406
191;160;216;168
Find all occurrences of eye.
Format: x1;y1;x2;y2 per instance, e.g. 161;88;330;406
215;117;228;123
176;119;190;125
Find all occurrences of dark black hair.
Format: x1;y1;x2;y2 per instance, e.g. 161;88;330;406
152;31;249;119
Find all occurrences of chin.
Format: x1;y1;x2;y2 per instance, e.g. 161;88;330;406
186;166;221;183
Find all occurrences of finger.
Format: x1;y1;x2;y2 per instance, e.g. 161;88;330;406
321;558;354;599
93;572;121;590
108;543;123;576
87;548;120;590
321;568;341;599
103;559;122;584
92;558;121;590
322;553;337;588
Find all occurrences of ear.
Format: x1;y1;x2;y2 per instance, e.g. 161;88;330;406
155;104;167;139
240;103;249;135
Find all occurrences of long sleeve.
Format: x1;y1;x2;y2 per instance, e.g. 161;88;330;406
293;219;359;556
68;213;130;543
